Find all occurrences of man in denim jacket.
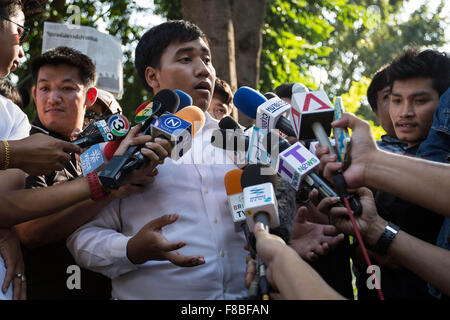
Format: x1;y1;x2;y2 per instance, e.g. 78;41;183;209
416;86;450;299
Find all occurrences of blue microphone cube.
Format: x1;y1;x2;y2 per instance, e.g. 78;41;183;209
151;113;193;161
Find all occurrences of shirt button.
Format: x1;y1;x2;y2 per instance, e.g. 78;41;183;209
204;189;209;194
213;218;218;224
220;250;225;257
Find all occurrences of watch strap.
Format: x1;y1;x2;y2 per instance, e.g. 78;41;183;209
373;222;399;254
86;171;107;201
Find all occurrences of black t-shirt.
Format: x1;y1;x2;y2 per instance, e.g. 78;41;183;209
357;145;444;300
22;118;111;300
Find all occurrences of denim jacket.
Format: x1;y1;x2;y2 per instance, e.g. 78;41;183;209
416;86;450;299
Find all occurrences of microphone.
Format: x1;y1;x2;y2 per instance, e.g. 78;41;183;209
264;133;362;215
214;116;249;168
219;116;242;132
98;89;180;189
72;114;130;148
241;164;279;231
233;86;296;137
291;82;308;94
80;140;121;175
211;129;249;152
224;169;247;233
263;92;277;100
241;163;278;301
150;106;203;161
232;86;266;119
224;169;258;263
290;86;335;152
174;89;193;111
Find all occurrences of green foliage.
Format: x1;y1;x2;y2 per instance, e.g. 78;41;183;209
153;0;182;20
12;0;148;123
340;77;384;140
18;0;447;130
323;0;447;96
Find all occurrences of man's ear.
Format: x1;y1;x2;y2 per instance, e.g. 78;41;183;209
145;66;160;91
32;86;37;103
85;87;98;107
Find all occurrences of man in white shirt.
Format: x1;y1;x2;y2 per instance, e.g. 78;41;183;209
67;20;249;299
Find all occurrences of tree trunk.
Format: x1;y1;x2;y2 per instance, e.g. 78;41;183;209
181;0;239;120
181;0;267;126
232;0;267;127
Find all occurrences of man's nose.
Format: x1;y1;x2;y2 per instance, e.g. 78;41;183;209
399;100;415;118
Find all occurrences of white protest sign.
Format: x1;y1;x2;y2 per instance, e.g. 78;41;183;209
42;22;123;98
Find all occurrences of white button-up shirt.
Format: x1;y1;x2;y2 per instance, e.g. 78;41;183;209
67;112;249;300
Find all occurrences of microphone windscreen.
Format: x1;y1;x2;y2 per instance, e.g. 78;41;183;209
224;169;243;196
174;90;193;111
135;101;150;115
104;140;121;160
264;92;278;100
219;116;241;130
152;89;180;115
241;163;278;190
233;86;267;119
174;106;205;136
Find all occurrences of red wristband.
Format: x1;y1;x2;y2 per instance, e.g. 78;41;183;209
86;171;107;201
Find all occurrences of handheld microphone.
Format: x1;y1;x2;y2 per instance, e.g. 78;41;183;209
98;89;180;189
291;82;308;94
155;105;205;160
214;116;249;168
233;87;296;137
290;87;335;151
174;89;193;111
224;169;247;233
263;92;277;100
241;163;278;301
265;133;362;215
224;169;257;266
211;129;249;152
72;114;130;148
241;164;279;231
80;140;121;175
219;116;243;132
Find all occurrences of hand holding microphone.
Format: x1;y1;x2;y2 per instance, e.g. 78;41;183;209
317;112;378;189
99;90;205;189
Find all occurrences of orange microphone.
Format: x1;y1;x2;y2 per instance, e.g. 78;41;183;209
224;169;246;232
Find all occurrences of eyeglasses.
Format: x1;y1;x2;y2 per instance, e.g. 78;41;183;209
0;15;29;45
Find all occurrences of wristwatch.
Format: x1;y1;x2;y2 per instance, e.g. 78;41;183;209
86;171;108;201
372;222;400;255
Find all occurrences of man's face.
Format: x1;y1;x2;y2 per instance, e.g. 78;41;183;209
375;86;397;137
0;11;25;78
33;64;90;138
389;77;440;148
208;94;230;120
148;37;216;111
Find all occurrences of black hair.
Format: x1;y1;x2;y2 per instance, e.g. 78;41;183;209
387;48;450;97
213;77;233;106
367;65;390;112
135;20;208;94
30;46;97;88
274;83;295;100
0;0;42;19
0;0;22;18
0;79;23;109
